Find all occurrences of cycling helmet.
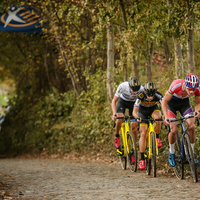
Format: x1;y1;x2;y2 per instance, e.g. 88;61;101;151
128;77;141;92
185;73;199;89
144;81;157;96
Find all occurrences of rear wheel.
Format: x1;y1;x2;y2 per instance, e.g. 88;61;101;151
119;129;127;170
127;132;137;172
184;134;198;182
174;131;184;180
151;132;156;177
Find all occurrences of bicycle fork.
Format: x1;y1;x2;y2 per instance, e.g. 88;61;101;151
148;123;158;159
117;121;129;156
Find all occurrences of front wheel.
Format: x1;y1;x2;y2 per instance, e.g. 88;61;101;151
119;129;127;170
127;132;137;172
184;134;198;183
174;131;184;180
151;132;156;177
145;146;151;175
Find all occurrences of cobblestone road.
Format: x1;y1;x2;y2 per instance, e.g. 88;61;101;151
0;157;200;199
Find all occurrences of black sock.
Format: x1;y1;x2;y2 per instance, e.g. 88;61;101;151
115;134;119;137
156;134;159;139
140;153;145;160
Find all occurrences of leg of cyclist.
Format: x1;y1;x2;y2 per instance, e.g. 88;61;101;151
181;102;199;165
130;121;138;142
114;113;124;149
152;110;162;148
167;108;178;167
139;124;148;170
165;98;180;167
168;121;178;167
113;97;134;149
185;117;199;164
112;97;127;149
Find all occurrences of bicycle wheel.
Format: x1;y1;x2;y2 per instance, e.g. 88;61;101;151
174;131;184;180
145;145;151;175
184;134;198;182
151;132;156;177
127;132;137;172
119;130;127;170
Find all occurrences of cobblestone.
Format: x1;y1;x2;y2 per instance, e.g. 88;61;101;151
0;158;200;199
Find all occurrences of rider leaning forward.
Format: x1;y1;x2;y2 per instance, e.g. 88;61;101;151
111;77;144;165
162;73;200;167
133;81;163;170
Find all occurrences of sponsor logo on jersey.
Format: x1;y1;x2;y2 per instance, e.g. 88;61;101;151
171;83;181;92
138;93;144;99
141;101;157;107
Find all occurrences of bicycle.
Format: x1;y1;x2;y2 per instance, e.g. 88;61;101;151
167;115;200;182
142;118;163;177
114;115;137;172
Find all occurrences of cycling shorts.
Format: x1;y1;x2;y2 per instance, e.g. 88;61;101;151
116;97;136;122
139;105;161;127
167;98;193;119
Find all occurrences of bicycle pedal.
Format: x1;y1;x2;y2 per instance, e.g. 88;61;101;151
117;149;122;156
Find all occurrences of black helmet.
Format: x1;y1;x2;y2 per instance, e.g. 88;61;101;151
128;77;141;92
144;81;157;96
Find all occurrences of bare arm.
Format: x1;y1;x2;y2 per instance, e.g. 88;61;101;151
132;106;139;119
111;95;119;120
161;92;172;125
195;97;200;117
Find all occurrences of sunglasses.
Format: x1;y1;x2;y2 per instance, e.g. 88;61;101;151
187;87;196;92
129;88;138;93
147;95;154;97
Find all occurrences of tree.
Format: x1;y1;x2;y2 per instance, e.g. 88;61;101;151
107;24;114;101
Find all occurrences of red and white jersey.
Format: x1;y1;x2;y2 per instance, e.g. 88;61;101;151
167;79;200;99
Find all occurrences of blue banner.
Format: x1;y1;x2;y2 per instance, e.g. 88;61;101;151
0;6;42;33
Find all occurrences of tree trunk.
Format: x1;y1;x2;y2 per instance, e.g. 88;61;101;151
107;24;115;102
119;0;127;29
53;23;80;96
187;0;195;73
163;36;170;65
182;48;186;77
147;42;153;82
118;26;128;81
131;56;139;78
173;36;183;78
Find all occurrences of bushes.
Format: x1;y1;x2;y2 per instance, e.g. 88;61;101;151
0;88;76;154
0;69;115;156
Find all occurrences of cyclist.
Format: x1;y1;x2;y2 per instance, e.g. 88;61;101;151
111;77;144;155
133;81;163;170
162;73;200;167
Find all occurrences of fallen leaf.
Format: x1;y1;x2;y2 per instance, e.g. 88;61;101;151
4;191;10;196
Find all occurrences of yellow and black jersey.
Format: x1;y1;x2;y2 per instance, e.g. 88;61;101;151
134;91;163;108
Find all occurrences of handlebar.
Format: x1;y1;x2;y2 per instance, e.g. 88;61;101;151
142;118;163;122
169;115;194;123
165;114;200;132
113;115;134;128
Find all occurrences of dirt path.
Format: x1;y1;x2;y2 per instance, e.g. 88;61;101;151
0;157;200;200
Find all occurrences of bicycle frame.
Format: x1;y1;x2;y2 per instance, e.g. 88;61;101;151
176;118;196;162
170;115;200;182
147;122;158;159
114;115;138;172
170;116;195;158
117;119;129;157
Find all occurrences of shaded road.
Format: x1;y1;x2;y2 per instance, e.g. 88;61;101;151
0;158;200;199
